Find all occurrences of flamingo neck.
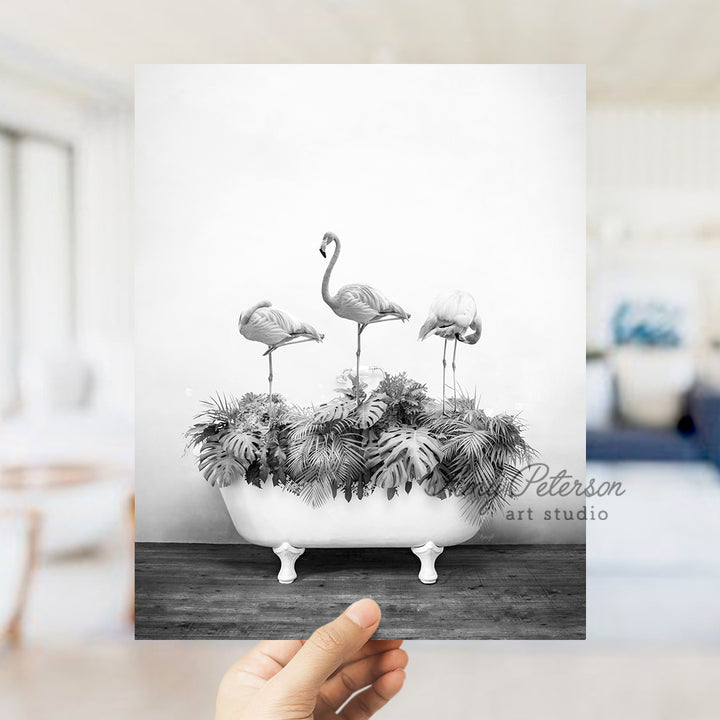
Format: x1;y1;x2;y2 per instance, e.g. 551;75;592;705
239;299;271;326
321;238;341;306
464;317;482;344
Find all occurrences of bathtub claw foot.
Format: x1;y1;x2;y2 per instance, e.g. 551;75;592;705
273;542;305;584
412;541;444;584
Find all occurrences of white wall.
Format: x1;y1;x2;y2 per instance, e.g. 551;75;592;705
16;139;74;355
74;109;134;417
135;64;586;543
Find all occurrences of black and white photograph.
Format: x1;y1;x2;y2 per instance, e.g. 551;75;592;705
134;64;586;639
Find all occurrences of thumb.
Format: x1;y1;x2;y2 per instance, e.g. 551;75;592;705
268;598;381;700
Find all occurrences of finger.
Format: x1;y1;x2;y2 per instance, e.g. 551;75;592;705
216;641;304;720
268;598;381;700
339;669;406;720
253;640;304;669
224;641;303;688
333;639;404;673
318;648;408;711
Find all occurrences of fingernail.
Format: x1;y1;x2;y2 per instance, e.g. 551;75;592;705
345;598;380;628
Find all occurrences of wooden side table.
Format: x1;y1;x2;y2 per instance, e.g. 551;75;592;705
0;508;41;648
0;464;134;643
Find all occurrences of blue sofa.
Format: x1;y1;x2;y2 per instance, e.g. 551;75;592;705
587;384;720;466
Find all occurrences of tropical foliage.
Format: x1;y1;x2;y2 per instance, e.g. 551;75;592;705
185;373;533;525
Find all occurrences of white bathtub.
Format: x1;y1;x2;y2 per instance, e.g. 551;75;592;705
220;480;477;584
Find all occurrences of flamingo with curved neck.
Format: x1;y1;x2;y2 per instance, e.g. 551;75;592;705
238;300;324;420
418;290;482;413
319;232;410;403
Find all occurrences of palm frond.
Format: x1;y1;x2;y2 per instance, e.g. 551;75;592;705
334;432;366;501
487;413;535;463
458;461;523;526
286;423;367;505
299;472;333;508
459;488;494;527
445;428;492;457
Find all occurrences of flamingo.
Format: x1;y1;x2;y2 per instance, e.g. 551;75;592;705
238;300;323;420
319;231;410;404
418;290;482;413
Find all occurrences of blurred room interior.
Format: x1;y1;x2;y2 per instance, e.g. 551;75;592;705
1;1;719;718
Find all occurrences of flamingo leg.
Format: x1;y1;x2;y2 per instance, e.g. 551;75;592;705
442;339;448;415
262;336;316;355
355;324;365;406
267;350;274;422
263;337;321;421
366;315;406;326
452;338;458;412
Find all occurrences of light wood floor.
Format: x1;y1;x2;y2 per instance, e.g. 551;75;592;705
135;543;585;640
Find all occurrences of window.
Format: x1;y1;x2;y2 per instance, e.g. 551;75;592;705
0;127;75;415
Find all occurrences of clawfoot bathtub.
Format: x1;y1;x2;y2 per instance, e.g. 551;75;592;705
220;480;477;584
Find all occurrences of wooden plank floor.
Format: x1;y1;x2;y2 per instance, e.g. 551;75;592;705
135;543;585;640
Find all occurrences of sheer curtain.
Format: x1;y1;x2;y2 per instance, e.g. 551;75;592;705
0;130;74;416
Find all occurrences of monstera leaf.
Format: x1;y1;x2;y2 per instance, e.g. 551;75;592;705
198;442;245;487
355;397;387;429
370;461;406;490
220;428;261;466
368;427;442;488
312;398;357;424
421;465;451;497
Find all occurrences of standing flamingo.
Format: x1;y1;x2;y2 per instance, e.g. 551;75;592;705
238;300;323;420
418;290;482;413
319;232;410;404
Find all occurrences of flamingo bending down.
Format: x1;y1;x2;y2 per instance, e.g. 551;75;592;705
238;300;323;419
319;232;410;404
418;290;482;413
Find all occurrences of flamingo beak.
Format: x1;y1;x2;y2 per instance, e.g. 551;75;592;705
319;247;326;258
